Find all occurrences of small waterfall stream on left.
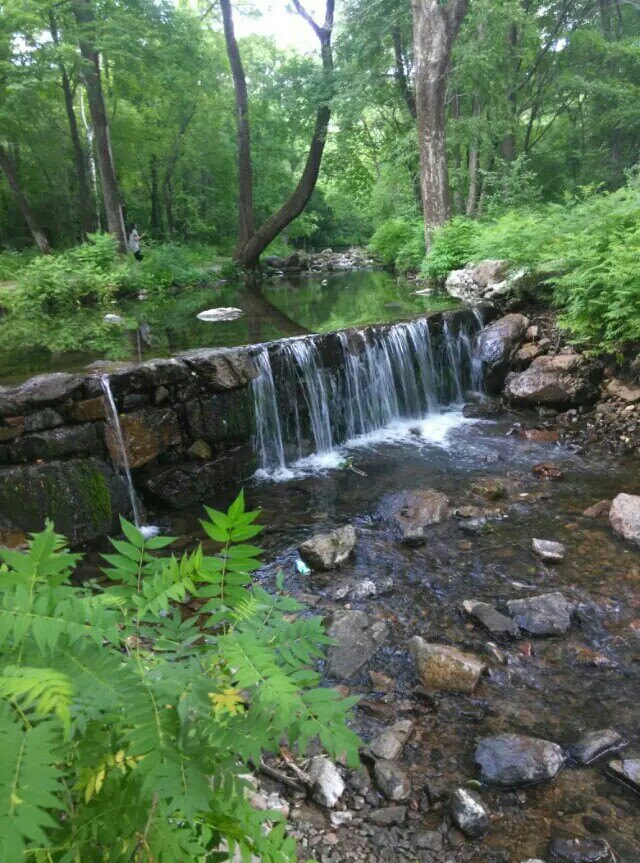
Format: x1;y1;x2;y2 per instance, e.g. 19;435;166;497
100;375;159;536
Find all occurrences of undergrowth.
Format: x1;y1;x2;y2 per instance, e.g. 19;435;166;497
0;492;359;862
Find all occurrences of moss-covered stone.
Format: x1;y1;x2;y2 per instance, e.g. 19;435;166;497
0;458;133;544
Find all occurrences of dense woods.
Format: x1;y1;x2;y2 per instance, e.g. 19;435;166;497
1;0;639;255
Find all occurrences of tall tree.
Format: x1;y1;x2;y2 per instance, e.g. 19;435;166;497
0;145;50;253
221;0;335;269
72;0;127;252
411;0;468;247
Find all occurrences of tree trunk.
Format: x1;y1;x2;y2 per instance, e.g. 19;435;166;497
220;0;254;254
392;26;423;211
50;12;96;240
411;0;468;249
501;22;518;161
73;0;127;252
465;94;482;217
0;145;51;254
150;154;161;239
221;0;335;270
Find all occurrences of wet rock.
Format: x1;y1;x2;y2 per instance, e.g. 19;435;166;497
462;398;504;419
68;397;107;422
299;525;357;570
0;372;83;416
105;407;181;469
196;307;244;322
326;610;389;681
476;313;529;391
369;670;395;691
606;378;640;403
23;408;64;433
248;789;290;818
10;423;103;463
533;462;565;481
569;730;627;766
520;427;560;443
506;593;574;636
0;458;134;544
471;479;506;500
607;757;640;793
332;576;394;601
549;837;612;862
368;806;407;826
409;638;486;694
522;859;546;863
609;493;640;545
146;446;256;508
308;756;345;808
475;734;565;788
514;342;548;369
583;500;611;518
393;489;450;545
504;353;603;408
187;439;212;461
459;517;489;535
532;539;566;563
370;720;414;761
373;760;411;802
180;348;257;391
462;600;520;638
451;788;490;839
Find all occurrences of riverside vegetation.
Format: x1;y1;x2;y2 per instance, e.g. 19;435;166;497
0;492;359;861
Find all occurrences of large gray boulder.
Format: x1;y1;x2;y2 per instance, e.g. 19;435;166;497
609;493;640;545
0;372;83;417
476;314;529;391
504;353;603;408
445;260;529;304
0;458;135;544
506;593;574;636
475;734;565;788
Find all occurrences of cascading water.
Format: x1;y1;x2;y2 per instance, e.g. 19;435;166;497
100;375;142;526
251;313;484;475
100;376;159;536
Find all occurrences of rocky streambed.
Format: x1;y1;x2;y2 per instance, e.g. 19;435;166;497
158;407;640;863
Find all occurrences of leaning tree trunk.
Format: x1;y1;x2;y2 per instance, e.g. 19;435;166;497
50;12;96;239
73;0;127;252
411;0;468;249
0;145;51;254
221;0;335;270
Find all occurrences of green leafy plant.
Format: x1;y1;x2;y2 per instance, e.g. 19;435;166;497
368;218;415;266
421;217;478;281
394;221;425;273
0;493;359;862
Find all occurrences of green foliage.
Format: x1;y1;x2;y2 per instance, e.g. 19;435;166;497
368;219;415;266
421;217;478;281
394;222;425;273
0;494;360;861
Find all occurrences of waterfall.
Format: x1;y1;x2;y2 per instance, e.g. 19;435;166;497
100;375;142;528
251;313;483;474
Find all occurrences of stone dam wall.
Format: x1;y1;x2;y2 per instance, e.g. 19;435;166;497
0;307;487;544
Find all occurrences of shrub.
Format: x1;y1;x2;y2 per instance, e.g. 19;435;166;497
0;493;359;862
394;222;425;273
421;217;478;281
368;218;415;266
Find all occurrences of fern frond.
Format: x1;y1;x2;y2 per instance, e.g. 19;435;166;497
0;666;73;735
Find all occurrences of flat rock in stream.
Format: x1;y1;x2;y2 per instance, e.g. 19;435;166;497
532;538;566;563
299;525;356;570
326;610;389;681
549;837;613;862
609;493;640;545
607;757;640;793
583;500;611;518
475;733;565;788
506;592;574;636
369;720;414;761
569;729;627;765
373;759;411;801
462;600;520;638
409;637;486;694
392;489;450;545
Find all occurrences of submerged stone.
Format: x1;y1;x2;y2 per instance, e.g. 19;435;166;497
532;538;566;563
475;734;565;788
410;637;486;694
609;493;640;545
392;489;450;545
549;837;612;862
299;525;356;570
373;759;411;801
570;729;627;766
607;757;640;793
462;600;520;638
506;593;574;636
369;720;414;761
